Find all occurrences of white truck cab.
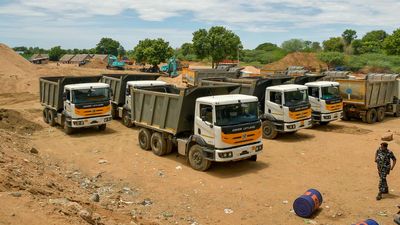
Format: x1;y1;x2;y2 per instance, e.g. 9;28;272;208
305;81;343;125
262;84;312;138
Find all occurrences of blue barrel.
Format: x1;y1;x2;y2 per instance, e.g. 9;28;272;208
293;189;323;218
353;219;379;225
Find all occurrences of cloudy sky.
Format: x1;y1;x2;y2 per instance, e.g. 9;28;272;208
0;0;399;50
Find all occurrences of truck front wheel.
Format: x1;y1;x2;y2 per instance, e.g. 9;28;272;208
366;109;377;124
43;109;49;124
98;124;107;131
262;121;278;139
48;110;56;127
377;107;385;122
122;111;133;127
150;132;167;156
188;145;211;171
64;122;74;135
138;128;151;150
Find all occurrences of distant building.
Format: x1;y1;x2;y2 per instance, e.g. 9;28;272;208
92;54;108;62
30;53;49;64
59;54;75;64
69;54;91;65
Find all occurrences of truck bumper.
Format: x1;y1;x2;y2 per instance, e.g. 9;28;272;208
318;111;343;122
282;118;312;132
210;142;263;162
70;115;112;128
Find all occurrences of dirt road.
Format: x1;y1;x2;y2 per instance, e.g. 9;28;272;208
2;92;399;225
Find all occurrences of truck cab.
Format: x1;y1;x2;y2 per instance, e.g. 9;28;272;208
305;81;343;125
63;83;112;132
263;84;312;138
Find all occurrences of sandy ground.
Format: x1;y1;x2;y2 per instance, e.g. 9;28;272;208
1;91;400;225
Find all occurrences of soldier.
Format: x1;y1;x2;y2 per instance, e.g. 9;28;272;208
375;142;396;200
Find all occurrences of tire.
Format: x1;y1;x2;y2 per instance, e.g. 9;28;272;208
122;110;133;128
150;132;167;156
319;121;330;125
188;144;211;171
249;155;257;161
98;124;106;131
48;110;56;127
111;106;117;119
377;107;385;122
366;108;378;124
166;139;173;154
395;105;400;117
262;120;278;139
64;121;74;135
138;128;151;150
43;108;49;124
341;110;349;121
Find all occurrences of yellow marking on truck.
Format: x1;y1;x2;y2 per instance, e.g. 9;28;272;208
289;109;311;120
326;102;343;111
221;128;261;145
74;105;111;117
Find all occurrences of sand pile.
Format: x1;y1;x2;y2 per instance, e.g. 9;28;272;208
264;52;328;72
158;74;186;88
82;58;107;69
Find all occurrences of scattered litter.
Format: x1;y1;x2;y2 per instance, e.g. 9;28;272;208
98;159;108;164
175;166;182;170
303;219;317;224
140;199;153;206
377;211;388;217
224;208;234;214
282;200;289;204
162;211;173;218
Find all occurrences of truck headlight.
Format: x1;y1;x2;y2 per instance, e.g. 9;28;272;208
286;124;296;129
255;145;263;152
323;115;331;120
218;152;233;158
104;117;112;122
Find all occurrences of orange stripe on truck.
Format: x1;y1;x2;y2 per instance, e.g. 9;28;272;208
326;102;343;111
74;105;111;117
221;128;262;145
289;109;311;120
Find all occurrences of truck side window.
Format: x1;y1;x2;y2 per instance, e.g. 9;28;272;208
200;104;213;123
270;92;282;105
65;90;70;101
308;87;319;98
126;85;131;96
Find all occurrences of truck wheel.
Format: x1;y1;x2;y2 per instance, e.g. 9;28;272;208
319;121;330;125
248;155;257;161
341;111;349;121
48;110;56;127
150;132;167;156
377;107;385;122
43;108;50;124
111;107;117;119
395;106;400;117
188;145;211;171
122;111;133;128
166;139;173;154
262;121;278;139
98;124;107;131
138;128;151;150
64;122;74;135
366;108;378;124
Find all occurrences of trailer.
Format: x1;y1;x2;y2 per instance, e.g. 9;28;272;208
39;76;112;134
338;74;400;123
181;67;241;86
130;85;263;171
198;77;313;139
100;74;160;118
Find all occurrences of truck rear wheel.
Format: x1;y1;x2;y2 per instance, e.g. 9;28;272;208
43;109;49;124
366;108;378;124
188;145;211;171
262;121;278;139
64;122;74;135
48;110;56;127
377;107;385;122
150;132;167;156
122;111;133;128
138;128;151;150
341;110;349;121
98;124;107;131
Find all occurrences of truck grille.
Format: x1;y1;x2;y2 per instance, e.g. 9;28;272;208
74;105;111;117
289;109;311;120
221;128;261;145
325;102;343;111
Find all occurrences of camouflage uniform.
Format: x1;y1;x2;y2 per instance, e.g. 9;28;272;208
376;147;396;193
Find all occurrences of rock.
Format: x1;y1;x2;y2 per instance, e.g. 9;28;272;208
163;211;173;218
49;198;70;205
30;147;38;154
140;199;152;206
79;209;94;224
381;132;394;141
377;211;388;217
282;200;289;204
98;159;108;164
175;166;182;170
224;208;234;214
10;192;21;197
158;171;165;177
90;193;100;202
23;159;29;163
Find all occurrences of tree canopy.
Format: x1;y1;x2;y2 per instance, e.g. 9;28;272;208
133;38;174;67
323;37;344;52
383;29;400;55
281;39;305;52
48;46;65;61
95;38;121;56
342;29;357;46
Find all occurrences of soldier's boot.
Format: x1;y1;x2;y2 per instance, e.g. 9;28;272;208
376;192;382;200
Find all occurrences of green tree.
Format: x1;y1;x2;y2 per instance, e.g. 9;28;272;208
180;43;194;56
133;38;174;68
95;37;121;56
323;37;344;52
362;30;388;42
384;29;400;55
118;46;126;57
255;42;279;51
192;26;242;68
281;39;305;52
342;29;357;46
311;42;322;52
317;52;345;68
48;46;66;61
351;39;363;55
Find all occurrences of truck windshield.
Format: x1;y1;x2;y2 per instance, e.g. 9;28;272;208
215;102;258;126
321;86;340;100
284;90;308;107
72;88;110;104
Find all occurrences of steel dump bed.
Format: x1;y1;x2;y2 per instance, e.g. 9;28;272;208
181;67;240;86
39;76;102;111
130;85;239;136
338;74;398;108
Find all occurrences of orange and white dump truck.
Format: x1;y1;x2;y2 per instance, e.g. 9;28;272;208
39;76;113;134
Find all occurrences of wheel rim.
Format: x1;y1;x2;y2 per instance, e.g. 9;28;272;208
123;116;129;126
192;151;203;165
152;138;160;152
139;133;146;147
263;125;272;136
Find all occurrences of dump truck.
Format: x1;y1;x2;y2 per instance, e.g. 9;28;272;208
304;81;343;125
198;77;313;139
181;67;241;86
39;76;112;134
337;74;400;123
129;85;263;171
100;74;160;119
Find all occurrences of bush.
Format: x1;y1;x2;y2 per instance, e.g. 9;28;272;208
344;54;400;72
317;52;345;68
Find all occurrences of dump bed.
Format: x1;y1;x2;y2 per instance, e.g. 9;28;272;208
130;85;239;136
39;76;102;111
181;67;240;86
338;74;398;108
100;74;160;106
198;76;292;112
288;74;325;85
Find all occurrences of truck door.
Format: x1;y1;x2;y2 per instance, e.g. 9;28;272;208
64;89;72;114
126;84;132;112
308;86;320;112
195;104;215;145
266;91;284;121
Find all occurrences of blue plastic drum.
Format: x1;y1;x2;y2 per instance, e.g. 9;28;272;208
293;189;323;218
353;219;379;225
